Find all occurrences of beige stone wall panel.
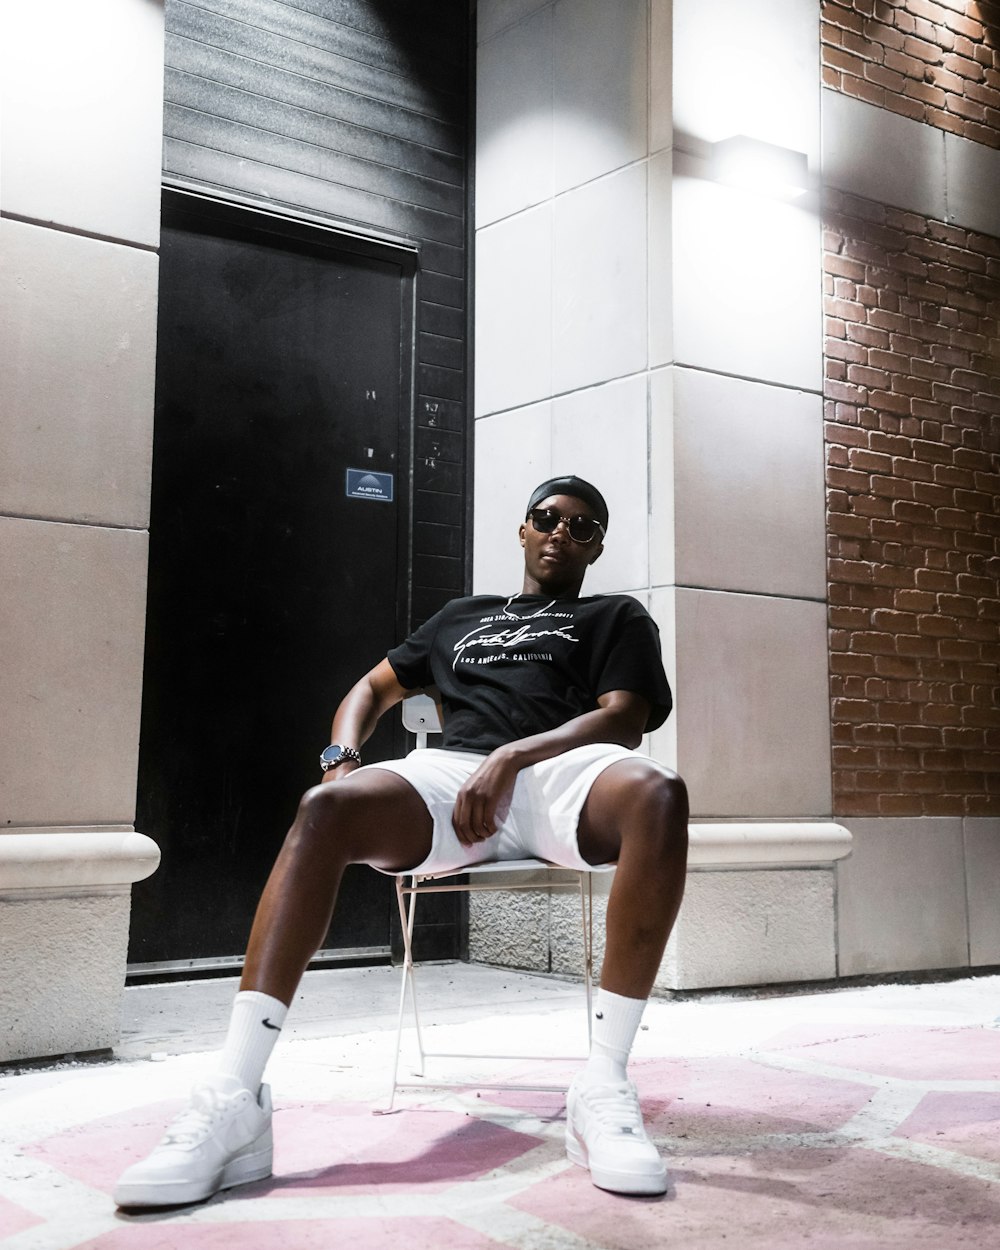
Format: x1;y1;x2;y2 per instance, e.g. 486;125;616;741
476;4;554;228
551;375;649;596
963;816;1000;965
472;402;553;594
943;131;1000;238
651;588;833;818
671;368;828;600
477;0;551;45
0;518;148;826
552;164;648;395
671;170;823;391
822;89;948;219
551;0;648;194
835;816;971;975
0;0;165;245
0;220;158;528
474;205;553;417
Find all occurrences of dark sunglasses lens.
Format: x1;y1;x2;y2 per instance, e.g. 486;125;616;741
567;517;600;542
530;508;560;533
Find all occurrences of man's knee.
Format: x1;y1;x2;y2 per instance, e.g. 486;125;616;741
285;773;432;871
619;766;688;854
615;762;686;812
653;769;688;822
285;782;349;853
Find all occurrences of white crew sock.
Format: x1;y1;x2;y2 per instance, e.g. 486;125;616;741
582;988;647;1085
213;990;288;1092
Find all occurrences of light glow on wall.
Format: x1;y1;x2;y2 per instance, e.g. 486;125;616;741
710;135;810;201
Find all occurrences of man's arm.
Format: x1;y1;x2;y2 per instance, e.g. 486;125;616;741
451;689;651;844
320;658;412;785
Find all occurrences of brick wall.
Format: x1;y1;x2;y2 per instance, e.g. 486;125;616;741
821;0;1000;147
823;189;1000;817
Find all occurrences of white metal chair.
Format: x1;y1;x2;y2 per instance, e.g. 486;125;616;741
386;693;601;1111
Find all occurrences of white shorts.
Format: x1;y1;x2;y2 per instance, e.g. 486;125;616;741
363;743;667;877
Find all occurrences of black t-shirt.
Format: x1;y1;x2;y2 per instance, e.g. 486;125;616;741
387;593;672;754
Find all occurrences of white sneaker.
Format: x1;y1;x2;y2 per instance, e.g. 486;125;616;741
565;1075;667;1195
114;1078;273;1208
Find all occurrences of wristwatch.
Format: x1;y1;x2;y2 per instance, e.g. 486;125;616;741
319;744;363;772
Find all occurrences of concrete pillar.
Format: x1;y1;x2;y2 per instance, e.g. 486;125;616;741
0;0;164;1061
472;0;849;989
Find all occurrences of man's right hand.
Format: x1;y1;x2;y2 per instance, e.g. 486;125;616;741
320;761;361;785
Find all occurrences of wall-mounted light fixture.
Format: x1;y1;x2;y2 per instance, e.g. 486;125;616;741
710;135;810;200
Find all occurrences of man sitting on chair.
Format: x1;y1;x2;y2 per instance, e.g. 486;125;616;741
116;474;689;1206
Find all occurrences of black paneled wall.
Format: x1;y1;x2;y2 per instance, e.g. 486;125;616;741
163;0;470;625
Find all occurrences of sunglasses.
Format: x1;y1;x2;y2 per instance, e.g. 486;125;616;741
528;507;605;544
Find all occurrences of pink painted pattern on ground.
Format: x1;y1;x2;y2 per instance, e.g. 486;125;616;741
633;1056;873;1137
459;1059;575;1116
24;1099;189;1197
11;1019;1000;1250
264;1099;541;1194
75;1216;502;1250
23;1098;540;1202
513;1144;1000;1249
895;1091;1000;1166
761;1024;1000;1080
0;1193;44;1237
478;1054;872;1134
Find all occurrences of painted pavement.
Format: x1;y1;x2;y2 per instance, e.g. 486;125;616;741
2;976;1000;1249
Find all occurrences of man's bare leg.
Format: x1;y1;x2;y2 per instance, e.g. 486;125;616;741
565;760;688;1196
577;759;689;997
241;769;433;1003
206;769;433;1093
115;770;432;1209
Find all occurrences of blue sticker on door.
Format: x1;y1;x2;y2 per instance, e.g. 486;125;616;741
346;468;394;502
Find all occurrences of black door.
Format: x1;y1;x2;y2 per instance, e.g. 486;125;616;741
130;190;414;968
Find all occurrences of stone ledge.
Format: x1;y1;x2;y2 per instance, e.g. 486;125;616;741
689;820;852;868
0;827;160;891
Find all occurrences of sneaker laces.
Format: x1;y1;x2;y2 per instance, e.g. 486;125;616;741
579;1081;647;1137
160;1085;231;1147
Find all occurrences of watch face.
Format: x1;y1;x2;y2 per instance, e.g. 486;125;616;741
321;745;344;764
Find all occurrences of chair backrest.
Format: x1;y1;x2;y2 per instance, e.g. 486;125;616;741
402;692;443;746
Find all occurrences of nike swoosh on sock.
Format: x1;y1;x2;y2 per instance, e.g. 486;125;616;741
262;1018;282;1031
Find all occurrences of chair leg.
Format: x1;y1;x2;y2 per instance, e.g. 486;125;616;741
387;880;409;1112
404;888;427;1073
580;872;594;1049
387;876;427;1111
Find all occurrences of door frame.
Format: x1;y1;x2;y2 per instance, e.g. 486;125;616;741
127;182;421;979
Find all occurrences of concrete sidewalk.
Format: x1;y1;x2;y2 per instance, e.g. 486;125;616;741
2;965;1000;1248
